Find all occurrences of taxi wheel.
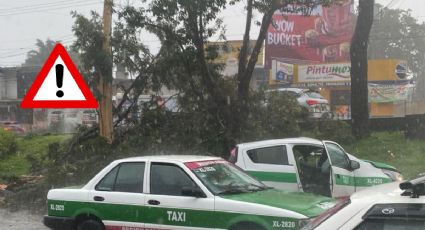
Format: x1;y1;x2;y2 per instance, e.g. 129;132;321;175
77;219;104;230
229;222;265;230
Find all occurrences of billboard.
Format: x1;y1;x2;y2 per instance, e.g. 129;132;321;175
207;40;264;76
298;62;351;83
265;0;354;69
208;40;264;66
369;83;415;103
271;60;294;84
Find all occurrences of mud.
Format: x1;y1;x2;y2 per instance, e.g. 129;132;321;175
0;209;48;230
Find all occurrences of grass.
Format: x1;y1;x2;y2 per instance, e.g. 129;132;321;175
0;132;423;183
343;132;425;180
0;134;71;182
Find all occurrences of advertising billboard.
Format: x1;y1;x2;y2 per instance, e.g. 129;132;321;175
369;83;415;103
208;40;264;66
298;62;351;83
265;0;354;69
271;60;294;84
207;40;264;76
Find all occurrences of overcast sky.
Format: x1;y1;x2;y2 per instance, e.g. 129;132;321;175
0;0;423;67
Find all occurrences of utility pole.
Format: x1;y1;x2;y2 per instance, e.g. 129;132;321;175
99;0;113;143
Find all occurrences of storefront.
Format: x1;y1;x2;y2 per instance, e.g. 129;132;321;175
269;59;415;118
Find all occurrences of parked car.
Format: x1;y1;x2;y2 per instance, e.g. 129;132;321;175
230;138;402;198
0;121;25;134
302;176;425;230
80;109;98;127
266;88;332;119
44;155;337;230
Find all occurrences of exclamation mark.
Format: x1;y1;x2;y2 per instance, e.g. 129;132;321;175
55;64;64;98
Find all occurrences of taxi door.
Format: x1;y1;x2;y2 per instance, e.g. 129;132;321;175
144;162;215;229
240;144;300;192
90;162;146;229
323;141;356;197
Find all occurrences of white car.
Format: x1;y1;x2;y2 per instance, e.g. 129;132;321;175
266;88;332;119
44;155;337;230
230;138;402;198
302;176;425;229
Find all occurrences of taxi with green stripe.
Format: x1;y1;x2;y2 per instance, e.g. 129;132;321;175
230;138;402;198
44;155;337;230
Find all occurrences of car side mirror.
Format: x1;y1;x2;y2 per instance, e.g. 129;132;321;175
181;186;206;198
350;160;360;171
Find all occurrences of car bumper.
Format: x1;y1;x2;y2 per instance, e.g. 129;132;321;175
43;215;75;230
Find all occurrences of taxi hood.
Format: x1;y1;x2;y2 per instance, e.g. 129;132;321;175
220;189;336;217
361;159;399;172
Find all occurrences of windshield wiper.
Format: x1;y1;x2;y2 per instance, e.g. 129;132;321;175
217;187;248;195
246;183;272;192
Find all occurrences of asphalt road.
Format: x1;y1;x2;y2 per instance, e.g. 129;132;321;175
0;209;48;230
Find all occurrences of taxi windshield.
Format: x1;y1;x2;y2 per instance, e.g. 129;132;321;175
185;160;269;195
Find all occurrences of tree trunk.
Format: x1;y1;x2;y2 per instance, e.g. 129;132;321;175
99;0;114;143
233;1;277;137
350;0;374;139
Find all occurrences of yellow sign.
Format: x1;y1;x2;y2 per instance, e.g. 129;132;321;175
269;59;408;85
207;40;264;66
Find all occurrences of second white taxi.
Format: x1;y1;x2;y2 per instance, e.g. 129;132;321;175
230;138;403;198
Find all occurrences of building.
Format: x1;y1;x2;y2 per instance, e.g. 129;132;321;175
269;59;415;119
0;66;50;131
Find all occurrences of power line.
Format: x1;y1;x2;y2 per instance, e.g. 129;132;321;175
0;39;75;59
376;0;401;17
0;34;74;44
0;36;75;56
0;0;94;13
0;1;102;17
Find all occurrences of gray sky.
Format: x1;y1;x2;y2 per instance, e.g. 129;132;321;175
0;0;423;67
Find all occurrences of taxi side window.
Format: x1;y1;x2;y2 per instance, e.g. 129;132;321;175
95;162;145;193
325;143;350;170
150;163;196;196
96;166;119;191
247;145;289;165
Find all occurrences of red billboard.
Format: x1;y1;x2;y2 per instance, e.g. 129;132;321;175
265;1;354;69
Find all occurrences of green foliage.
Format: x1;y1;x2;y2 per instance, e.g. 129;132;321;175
71;11;111;84
0;134;70;182
304;120;355;145
0;130;17;159
24;39;80;68
244;91;310;140
344;132;425;180
369;4;425;76
24;39;57;67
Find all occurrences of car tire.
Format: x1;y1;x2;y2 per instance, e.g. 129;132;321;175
321;112;333;120
77;219;104;230
229;222;266;230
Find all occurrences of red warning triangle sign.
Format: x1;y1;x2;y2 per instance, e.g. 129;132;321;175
21;43;98;108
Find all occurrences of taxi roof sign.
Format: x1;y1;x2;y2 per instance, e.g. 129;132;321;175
20;43;98;108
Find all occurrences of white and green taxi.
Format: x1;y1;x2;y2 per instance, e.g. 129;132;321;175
230;138;403;198
44;155;337;230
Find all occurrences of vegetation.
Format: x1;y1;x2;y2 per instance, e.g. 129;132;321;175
344;132;424;180
0;134;70;183
23;39;79;67
0;130;17;159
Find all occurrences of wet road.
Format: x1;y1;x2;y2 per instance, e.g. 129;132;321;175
0;209;48;230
